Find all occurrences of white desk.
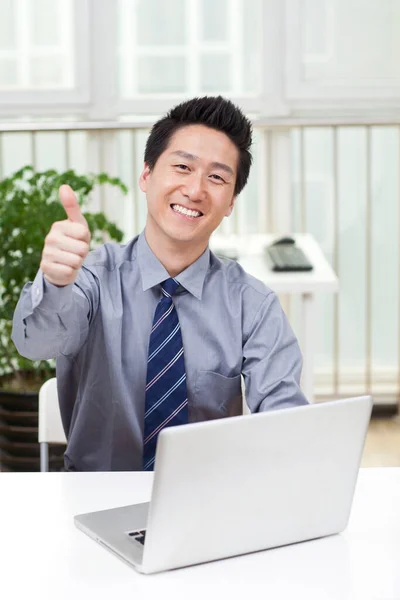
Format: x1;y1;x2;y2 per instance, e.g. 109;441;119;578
1;469;399;600
210;234;339;402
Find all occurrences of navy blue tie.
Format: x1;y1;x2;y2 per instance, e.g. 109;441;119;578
142;278;188;471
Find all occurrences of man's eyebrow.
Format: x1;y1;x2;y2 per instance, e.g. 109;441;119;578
170;150;198;162
210;161;234;177
170;150;234;177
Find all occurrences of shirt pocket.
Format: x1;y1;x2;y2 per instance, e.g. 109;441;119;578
192;370;242;422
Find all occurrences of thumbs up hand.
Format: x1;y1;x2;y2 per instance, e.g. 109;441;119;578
40;185;91;287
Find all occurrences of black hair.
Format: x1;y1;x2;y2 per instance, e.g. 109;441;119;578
144;96;253;196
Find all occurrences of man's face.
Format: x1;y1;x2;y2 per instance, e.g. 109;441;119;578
139;124;238;246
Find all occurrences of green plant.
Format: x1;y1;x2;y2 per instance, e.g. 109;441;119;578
0;165;127;391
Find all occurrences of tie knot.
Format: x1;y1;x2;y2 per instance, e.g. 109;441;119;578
161;277;180;297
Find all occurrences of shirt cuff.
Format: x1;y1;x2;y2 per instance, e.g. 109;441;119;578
31;269;74;312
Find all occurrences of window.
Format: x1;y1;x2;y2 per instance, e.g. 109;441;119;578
0;0;89;115
0;0;74;90
117;0;262;99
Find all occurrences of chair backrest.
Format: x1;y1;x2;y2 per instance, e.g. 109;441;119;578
38;377;67;444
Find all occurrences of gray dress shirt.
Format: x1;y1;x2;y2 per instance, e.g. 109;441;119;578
12;232;308;471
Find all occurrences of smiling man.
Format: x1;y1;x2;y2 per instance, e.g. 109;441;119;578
12;96;308;472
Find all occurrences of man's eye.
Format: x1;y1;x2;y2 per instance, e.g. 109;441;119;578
210;174;225;182
175;164;189;171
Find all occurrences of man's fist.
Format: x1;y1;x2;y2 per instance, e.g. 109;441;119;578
40;185;91;287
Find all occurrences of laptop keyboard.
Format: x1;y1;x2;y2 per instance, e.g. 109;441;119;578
128;529;146;545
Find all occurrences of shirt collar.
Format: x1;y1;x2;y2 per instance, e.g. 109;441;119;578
137;231;210;300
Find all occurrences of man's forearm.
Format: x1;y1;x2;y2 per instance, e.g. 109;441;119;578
12;270;89;360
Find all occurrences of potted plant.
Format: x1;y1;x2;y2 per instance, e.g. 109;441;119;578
0;165;127;470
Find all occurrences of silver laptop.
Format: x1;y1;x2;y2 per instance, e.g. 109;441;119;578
74;395;372;574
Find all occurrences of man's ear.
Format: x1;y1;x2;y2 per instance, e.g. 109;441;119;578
139;163;151;193
225;195;236;217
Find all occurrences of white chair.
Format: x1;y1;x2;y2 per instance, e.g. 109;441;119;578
38;377;67;472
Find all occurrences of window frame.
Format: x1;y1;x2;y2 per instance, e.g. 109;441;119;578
0;0;399;121
0;0;281;120
0;0;90;117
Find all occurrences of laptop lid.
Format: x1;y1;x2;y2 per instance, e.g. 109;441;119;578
141;395;372;573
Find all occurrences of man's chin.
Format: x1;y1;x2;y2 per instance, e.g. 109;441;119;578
163;219;193;236
165;226;209;246
169;232;200;244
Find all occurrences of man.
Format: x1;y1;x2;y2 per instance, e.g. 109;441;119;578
12;96;308;472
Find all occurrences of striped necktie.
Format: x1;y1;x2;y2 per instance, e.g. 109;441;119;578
142;277;188;471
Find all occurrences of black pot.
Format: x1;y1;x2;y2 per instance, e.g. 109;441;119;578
0;388;66;472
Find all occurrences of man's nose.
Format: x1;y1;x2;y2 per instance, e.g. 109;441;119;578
183;172;207;202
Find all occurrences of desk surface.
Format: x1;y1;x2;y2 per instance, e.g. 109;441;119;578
1;468;399;600
210;233;339;293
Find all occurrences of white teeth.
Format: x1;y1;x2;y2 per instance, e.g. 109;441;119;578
172;204;202;218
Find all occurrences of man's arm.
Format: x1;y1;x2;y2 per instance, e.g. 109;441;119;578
11;184;97;360
12;267;99;360
242;291;309;412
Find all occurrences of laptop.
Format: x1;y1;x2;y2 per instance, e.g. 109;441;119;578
74;395;372;574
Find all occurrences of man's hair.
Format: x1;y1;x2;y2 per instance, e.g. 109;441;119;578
144;96;253;196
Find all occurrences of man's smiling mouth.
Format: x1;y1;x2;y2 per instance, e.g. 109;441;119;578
170;204;203;218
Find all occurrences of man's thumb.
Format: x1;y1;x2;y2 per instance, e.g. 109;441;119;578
59;185;87;226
